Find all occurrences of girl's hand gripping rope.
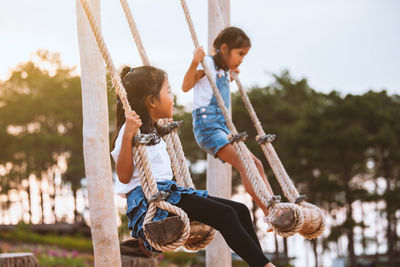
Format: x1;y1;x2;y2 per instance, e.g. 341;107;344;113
123;110;142;140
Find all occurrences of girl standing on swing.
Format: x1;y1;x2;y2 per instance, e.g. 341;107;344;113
182;26;273;217
112;65;275;267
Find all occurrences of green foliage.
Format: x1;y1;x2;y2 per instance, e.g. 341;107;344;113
118;212;131;241
0;50;117;222
37;254;92;267
0;223;93;252
159;251;202;266
0;50;85;199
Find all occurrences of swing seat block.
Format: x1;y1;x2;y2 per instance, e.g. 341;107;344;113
185;221;213;245
144;216;185;245
271;209;296;232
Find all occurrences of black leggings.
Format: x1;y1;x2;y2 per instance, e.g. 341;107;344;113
175;194;270;267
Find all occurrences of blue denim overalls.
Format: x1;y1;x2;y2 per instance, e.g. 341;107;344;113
192;57;231;157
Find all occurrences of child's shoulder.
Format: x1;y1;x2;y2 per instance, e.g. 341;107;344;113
197;55;215;71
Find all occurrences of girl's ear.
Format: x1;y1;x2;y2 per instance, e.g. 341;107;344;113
145;95;157;109
220;43;228;55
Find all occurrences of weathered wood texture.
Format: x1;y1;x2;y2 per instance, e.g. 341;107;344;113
143;216;184;245
121;255;158;267
0;253;39;267
186;221;214;245
206;2;232;267
76;0;121;266
120;239;153;258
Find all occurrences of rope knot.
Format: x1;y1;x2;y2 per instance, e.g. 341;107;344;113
256;134;276;144
158;120;184;136
133;133;159;145
266;195;281;209
295;195;307;204
147;191;171;204
229;132;248;144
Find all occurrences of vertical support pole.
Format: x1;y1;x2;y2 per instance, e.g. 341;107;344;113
76;1;122;266
206;1;231;267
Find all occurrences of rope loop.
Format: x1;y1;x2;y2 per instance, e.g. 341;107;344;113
229;132;248;144
266;195;281;209
158;120;184;136
147;191;171;205
256;134;276;144
133;133;158;146
295;195;307;204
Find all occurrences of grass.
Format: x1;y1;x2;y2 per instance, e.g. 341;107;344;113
0;223;93;253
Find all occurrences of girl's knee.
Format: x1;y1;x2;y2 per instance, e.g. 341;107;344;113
234;202;251;218
217;205;239;225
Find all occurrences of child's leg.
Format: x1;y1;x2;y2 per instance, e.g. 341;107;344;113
247;149;274;196
206;195;262;250
176;194;270;267
216;144;270;215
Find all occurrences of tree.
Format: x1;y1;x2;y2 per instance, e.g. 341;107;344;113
0;50;85;223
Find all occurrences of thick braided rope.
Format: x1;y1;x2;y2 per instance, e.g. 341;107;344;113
298;202;326;239
265;202;304;238
180;0;288;210
79;0;132;115
211;0;300;203
168;130;217;250
212;1;324;238
79;0;190;250
134;145;190;251
231;38;325;238
162;128;216;249
118;0;216;248
119;0;194;189
233;74;300;201
260;139;325;239
119;0;151;66
232;142;303;237
181;0;308;236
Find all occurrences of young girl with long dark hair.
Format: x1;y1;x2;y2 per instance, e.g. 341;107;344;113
111;65;275;267
182;26;274;218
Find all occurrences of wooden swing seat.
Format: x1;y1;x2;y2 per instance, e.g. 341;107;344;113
144;216;185;245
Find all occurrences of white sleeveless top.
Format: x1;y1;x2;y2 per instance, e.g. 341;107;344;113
111;123;173;197
192;55;230;110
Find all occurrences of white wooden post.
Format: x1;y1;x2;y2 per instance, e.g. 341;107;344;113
76;1;122;266
206;1;231;267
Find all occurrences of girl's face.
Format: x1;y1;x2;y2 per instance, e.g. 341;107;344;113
154;78;174;119
225;46;250;70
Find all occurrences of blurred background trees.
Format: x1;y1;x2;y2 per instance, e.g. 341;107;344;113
1;51;399;266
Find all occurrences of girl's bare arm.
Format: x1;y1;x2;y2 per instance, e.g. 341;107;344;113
116;111;142;184
182;47;206;92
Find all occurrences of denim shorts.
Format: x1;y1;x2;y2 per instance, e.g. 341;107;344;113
192;105;231;157
126;180;208;251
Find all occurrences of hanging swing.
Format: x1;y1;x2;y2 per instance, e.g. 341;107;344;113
190;0;326;239
179;0;306;238
79;0;215;252
118;0;216;251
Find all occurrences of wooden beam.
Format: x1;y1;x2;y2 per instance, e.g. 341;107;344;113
206;1;232;267
76;0;121;266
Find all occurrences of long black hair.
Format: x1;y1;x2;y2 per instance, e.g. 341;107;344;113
112;66;166;148
212;26;251;71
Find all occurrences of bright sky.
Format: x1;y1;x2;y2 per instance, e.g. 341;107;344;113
1;0;399;106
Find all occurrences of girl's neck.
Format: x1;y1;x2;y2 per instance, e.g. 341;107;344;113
212;54;229;71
